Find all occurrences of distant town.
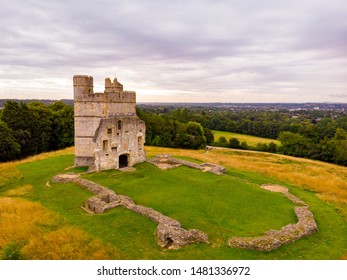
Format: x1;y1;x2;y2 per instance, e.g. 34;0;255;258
0;99;346;112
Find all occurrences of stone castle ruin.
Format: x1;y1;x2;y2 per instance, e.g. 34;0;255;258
68;75;318;251
73;75;146;171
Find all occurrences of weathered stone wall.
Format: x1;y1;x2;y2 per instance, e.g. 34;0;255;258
148;154;226;175
92;116;146;171
228;206;318;251
228;184;318;251
52;173;209;249
73;75;145;170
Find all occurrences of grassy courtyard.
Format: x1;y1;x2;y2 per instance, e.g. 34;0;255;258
0;147;346;259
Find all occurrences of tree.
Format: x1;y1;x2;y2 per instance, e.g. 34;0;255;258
203;128;214;145
27;102;54;153
268;142;278;153
185;121;207;149
218;136;227;147
49;102;74;149
278;131;314;157
323;128;347;165
1;101;36;156
240;141;249;150
228;138;240;149
0;120;20;161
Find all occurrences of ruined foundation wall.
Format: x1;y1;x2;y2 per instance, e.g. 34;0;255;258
228;184;318;251
52;173;209;249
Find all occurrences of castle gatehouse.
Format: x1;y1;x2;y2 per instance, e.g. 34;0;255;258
73;75;146;171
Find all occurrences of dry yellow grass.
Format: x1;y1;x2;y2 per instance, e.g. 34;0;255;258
19;146;74;164
146;146;347;218
23;226;120;260
3;184;34;197
0;163;22;188
0;197;53;248
0;149;122;259
0;197;119;259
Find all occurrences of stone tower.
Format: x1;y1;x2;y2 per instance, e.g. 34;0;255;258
73;75;146;171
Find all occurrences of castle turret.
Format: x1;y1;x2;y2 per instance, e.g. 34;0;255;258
73;75;94;99
73;75;101;166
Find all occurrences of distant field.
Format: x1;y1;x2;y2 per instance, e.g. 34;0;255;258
212;130;281;147
0;146;346;260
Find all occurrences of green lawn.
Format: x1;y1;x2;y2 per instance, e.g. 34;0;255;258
212;130;281;147
1;153;345;259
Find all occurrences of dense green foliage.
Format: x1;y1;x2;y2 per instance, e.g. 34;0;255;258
0;120;21;161
139;106;347;165
136;108;213;149
1;100;346;166
0;101;73;162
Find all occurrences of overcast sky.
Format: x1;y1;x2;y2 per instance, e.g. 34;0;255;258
0;0;346;103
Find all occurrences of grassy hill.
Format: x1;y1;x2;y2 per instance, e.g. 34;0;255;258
212;130;281;147
0;146;346;259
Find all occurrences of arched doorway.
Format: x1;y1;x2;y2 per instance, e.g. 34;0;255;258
119;154;129;168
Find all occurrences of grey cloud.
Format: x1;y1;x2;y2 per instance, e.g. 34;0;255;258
0;0;346;102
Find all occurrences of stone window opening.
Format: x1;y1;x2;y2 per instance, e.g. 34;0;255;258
107;128;112;134
118;120;122;130
103;140;108;151
138;136;143;150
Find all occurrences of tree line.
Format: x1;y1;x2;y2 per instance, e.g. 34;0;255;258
216;136;279;153
1;101;346;166
139;106;347;166
136;107;213;149
0;101;213;162
0;101;74;162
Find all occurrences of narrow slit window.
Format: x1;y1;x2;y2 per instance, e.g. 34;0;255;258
117;120;122;130
138;137;143;150
103;140;108;151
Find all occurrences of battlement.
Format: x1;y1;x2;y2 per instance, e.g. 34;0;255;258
73;75;94;87
73;75;135;103
105;77;123;93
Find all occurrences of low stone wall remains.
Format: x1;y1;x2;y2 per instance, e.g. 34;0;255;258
228;184;318;251
52;172;318;252
147;154;226;175
52;173;209;249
